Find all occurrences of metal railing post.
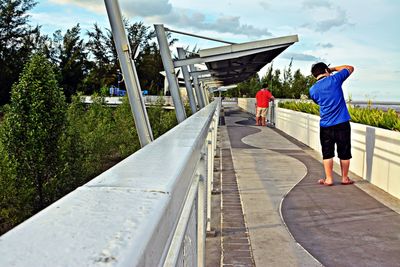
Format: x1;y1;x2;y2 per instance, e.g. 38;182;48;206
177;47;197;114
197;151;207;267
212;116;217;154
155;24;187;123
104;0;153;147
206;129;213;231
270;99;276;127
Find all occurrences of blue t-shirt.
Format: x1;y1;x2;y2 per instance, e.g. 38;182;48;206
309;69;351;127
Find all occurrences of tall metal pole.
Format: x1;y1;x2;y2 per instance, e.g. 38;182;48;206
154;24;187;123
189;65;205;109
104;0;153;147
177;48;197;114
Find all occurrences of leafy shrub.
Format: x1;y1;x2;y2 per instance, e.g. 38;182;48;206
147;96;178;139
1;83;179;234
279;101;400;131
278;100;319;115
112;96;140;158
348;106;400;131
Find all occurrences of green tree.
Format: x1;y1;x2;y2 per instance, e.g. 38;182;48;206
282;58;294;97
270;69;283;97
85;24;114;94
0;0;38;105
57;24;89;100
85;21;173;96
291;69;308;98
1;54;67;213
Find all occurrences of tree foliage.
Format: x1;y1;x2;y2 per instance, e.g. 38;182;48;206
0;0;38;105
1;54;66;219
225;60;316;99
57;24;89;100
0;5;172;106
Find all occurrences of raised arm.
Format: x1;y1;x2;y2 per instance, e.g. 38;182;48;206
329;65;354;74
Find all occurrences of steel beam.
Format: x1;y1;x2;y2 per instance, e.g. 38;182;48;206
173;43;291;68
202;82;210;105
189;64;205;109
177;47;197;114
165;27;236;45
155;24;186;123
104;0;153;147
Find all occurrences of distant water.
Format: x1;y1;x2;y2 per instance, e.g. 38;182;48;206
349;102;400;112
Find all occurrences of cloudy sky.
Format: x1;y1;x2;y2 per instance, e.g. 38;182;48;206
30;0;399;101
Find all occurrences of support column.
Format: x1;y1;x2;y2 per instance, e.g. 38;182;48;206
190;66;205;109
155;24;186;123
201;82;210;106
104;0;153;147
177;48;197;114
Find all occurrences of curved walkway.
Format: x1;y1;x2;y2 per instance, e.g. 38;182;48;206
221;105;400;267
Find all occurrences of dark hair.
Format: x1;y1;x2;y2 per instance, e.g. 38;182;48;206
262;83;268;88
311;62;329;78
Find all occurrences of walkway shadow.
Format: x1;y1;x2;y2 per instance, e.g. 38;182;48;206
278;149;400;267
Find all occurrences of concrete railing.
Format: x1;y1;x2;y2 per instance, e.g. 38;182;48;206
0;100;221;267
82;95;175;107
238;98;400;200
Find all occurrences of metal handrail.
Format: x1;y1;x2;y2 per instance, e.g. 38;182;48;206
0;99;221;267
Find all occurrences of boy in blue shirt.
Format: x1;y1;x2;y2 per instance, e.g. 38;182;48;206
309;62;355;186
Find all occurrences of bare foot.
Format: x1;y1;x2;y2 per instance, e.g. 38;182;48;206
318;178;334;186
341;177;354;185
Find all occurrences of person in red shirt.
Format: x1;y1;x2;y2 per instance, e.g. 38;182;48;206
255;83;274;126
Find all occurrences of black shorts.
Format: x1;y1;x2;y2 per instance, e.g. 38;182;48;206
320;121;352;160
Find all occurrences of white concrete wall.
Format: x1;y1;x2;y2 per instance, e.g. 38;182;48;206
238;98;256;115
238;98;400;200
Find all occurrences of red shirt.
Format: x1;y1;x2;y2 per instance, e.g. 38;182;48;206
256;89;272;108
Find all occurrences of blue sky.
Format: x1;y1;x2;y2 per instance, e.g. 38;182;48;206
29;0;400;101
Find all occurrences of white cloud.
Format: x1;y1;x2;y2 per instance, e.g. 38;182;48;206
301;3;353;33
32;0;400;101
258;1;270;10
48;0;105;14
150;10;272;37
121;0;172;17
29;11;97;34
314;8;353;32
302;0;332;9
47;0;270;38
317;42;333;48
281;52;321;62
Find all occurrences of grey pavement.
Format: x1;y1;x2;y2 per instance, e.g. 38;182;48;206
209;104;400;267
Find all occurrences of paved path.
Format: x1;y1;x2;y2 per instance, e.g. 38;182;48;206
213;105;400;267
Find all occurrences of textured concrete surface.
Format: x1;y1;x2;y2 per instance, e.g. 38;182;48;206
225;106;321;267
222;105;400;267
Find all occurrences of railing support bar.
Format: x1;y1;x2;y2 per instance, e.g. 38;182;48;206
177;47;198;114
155;24;187;123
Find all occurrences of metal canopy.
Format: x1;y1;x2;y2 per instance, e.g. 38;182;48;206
175;35;299;87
